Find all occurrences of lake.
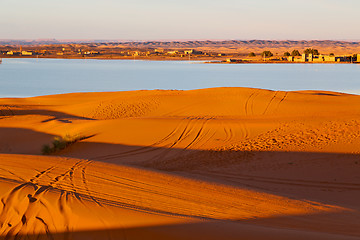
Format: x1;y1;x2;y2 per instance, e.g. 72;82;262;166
0;58;359;97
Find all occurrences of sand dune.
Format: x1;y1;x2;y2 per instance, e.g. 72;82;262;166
1;87;360;239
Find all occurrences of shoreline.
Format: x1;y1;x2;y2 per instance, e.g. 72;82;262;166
1;56;359;64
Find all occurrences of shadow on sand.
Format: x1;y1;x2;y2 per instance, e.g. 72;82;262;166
1;126;359;206
0;107;94;123
1;127;360;240
4;213;360;240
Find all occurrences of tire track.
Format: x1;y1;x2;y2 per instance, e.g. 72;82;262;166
241;122;249;139
224;122;236;144
92;119;187;162
183;120;209;150
145;120;195;162
143;119;196;161
278;92;288;105
244;91;260;116
205;172;360;191
48;160;83;188
250;91;260;115
0;167;26;182
221;120;234;143
194;127;217;150
276;92;288;111
223;126;230;142
29;166;56;184
168;119;194;148
244;92;256;116
80;161;103;207
263;91;278;115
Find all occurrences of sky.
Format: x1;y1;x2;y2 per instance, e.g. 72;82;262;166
1;0;359;40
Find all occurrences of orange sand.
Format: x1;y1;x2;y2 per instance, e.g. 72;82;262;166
0;87;360;239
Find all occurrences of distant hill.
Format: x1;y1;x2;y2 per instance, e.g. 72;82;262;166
1;39;360;47
1;39;360;55
116;40;360;48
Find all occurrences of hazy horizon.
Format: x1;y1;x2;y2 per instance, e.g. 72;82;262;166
2;38;360;42
1;0;360;40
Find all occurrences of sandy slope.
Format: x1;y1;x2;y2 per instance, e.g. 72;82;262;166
1;87;360;239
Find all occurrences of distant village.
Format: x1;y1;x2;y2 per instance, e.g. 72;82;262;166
225;48;360;63
0;45;213;60
0;45;359;63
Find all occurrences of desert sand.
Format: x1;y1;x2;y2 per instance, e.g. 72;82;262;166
0;87;360;239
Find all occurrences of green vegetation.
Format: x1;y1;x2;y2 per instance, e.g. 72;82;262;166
248;52;256;57
42;134;85;155
261;51;273;58
284;52;291;56
291;50;301;56
304;48;319;55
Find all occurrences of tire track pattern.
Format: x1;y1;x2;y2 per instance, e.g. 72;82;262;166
0;154;355;239
91;118;249;165
0;159;112;240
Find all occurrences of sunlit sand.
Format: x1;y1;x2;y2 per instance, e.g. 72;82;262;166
1;87;360;239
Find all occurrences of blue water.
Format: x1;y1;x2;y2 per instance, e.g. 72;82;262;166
0;58;360;97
